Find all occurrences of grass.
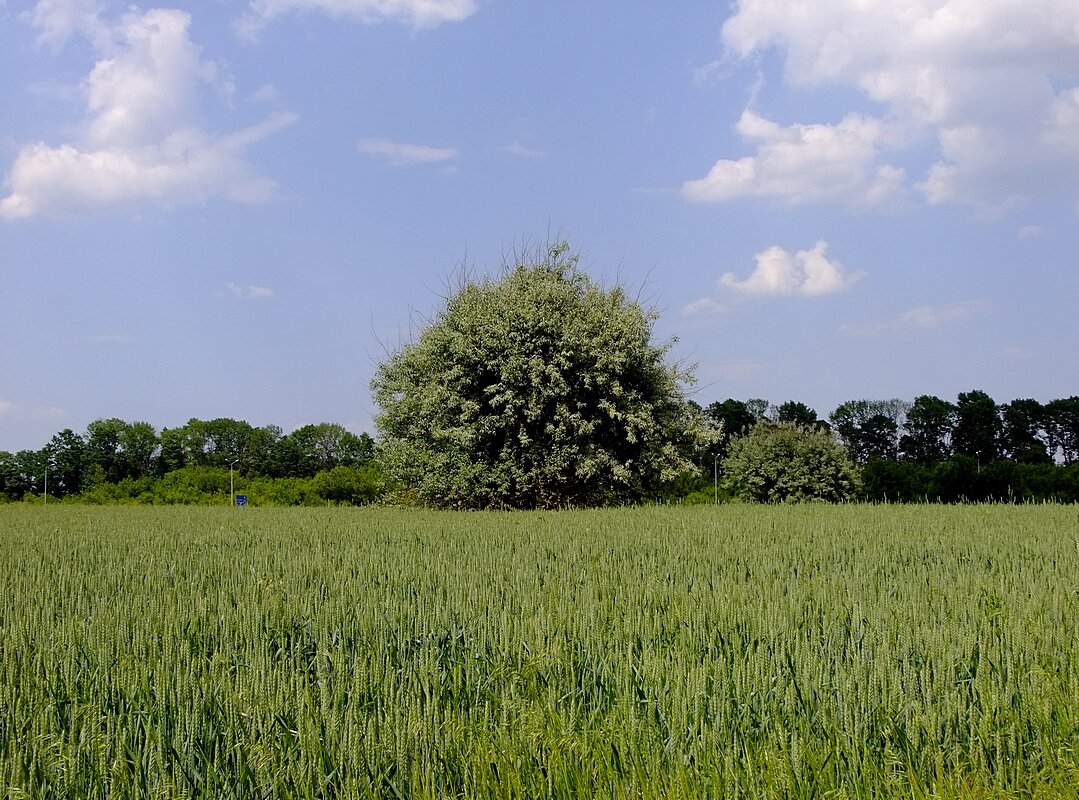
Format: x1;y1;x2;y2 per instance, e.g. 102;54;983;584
1;504;1077;798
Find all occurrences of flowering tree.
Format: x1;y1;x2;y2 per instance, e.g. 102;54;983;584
372;243;710;509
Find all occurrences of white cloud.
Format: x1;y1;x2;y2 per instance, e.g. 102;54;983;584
691;59;730;87
358;137;458;166
25;0;107;48
681;296;727;317
720;240;863;297
692;0;1079;209
683;110;904;206
1018;225;1044;239
1;5;297;219
237;0;477;37
0;398;14;419
1045;88;1079;157
898;303;983;328
838;300;989;337
227;283;274;299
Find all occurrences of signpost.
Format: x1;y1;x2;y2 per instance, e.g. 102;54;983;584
235;494;247;507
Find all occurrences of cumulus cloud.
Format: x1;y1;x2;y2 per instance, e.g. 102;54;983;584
720;240;863;297
838;300;989;337
683;110;904;206
237;0;477;38
1;4;297;219
358;137;458;166
0;398;14;419
689;0;1079;210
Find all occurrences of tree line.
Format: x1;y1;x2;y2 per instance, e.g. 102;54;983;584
0;419;383;504
695;391;1079;502
3;389;1077;506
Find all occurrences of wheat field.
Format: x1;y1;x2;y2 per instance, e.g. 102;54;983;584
1;504;1077;798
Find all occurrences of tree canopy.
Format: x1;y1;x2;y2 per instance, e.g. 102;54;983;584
371;243;710;509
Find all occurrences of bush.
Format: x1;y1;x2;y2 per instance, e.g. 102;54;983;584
309;465;387;506
723;422;860;503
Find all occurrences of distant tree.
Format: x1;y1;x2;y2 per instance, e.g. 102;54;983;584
722;421;860;503
0;451;20;500
266;430;306;478
858;414;900;461
157;426;187;474
342;431;376;465
43;429;89;497
85;418;128;484
121;421;159;478
159;418;260;473
900;395;956;464
745;398;770;421
999;399;1050;464
12;450;43;495
952;390;1001;465
372;241;711;509
245;425;284;477
1044;397;1079;464
830;399;908;463
775;401;826;430
704;399;757;457
86;418;160;483
286;423;375;477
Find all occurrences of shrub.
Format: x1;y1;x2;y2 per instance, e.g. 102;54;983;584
723;422;860;502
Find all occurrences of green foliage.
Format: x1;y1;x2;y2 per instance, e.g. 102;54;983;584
0;451;20;501
281;424;376;477
900;394;957;463
150;465;234;504
308;465;387;505
373;242;710;509
1000;398;1051;463
829;398;908;462
774;399;827;430
43;428;89;497
703;398;759;458
1045;396;1079;463
859;457;1079;502
55;464;389;506
953;389;1002;464
723;421;860;502
77;477;156;505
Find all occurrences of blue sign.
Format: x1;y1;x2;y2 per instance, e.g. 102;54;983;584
235;494;247;506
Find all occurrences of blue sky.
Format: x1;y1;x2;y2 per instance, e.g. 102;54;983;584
2;0;1077;452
